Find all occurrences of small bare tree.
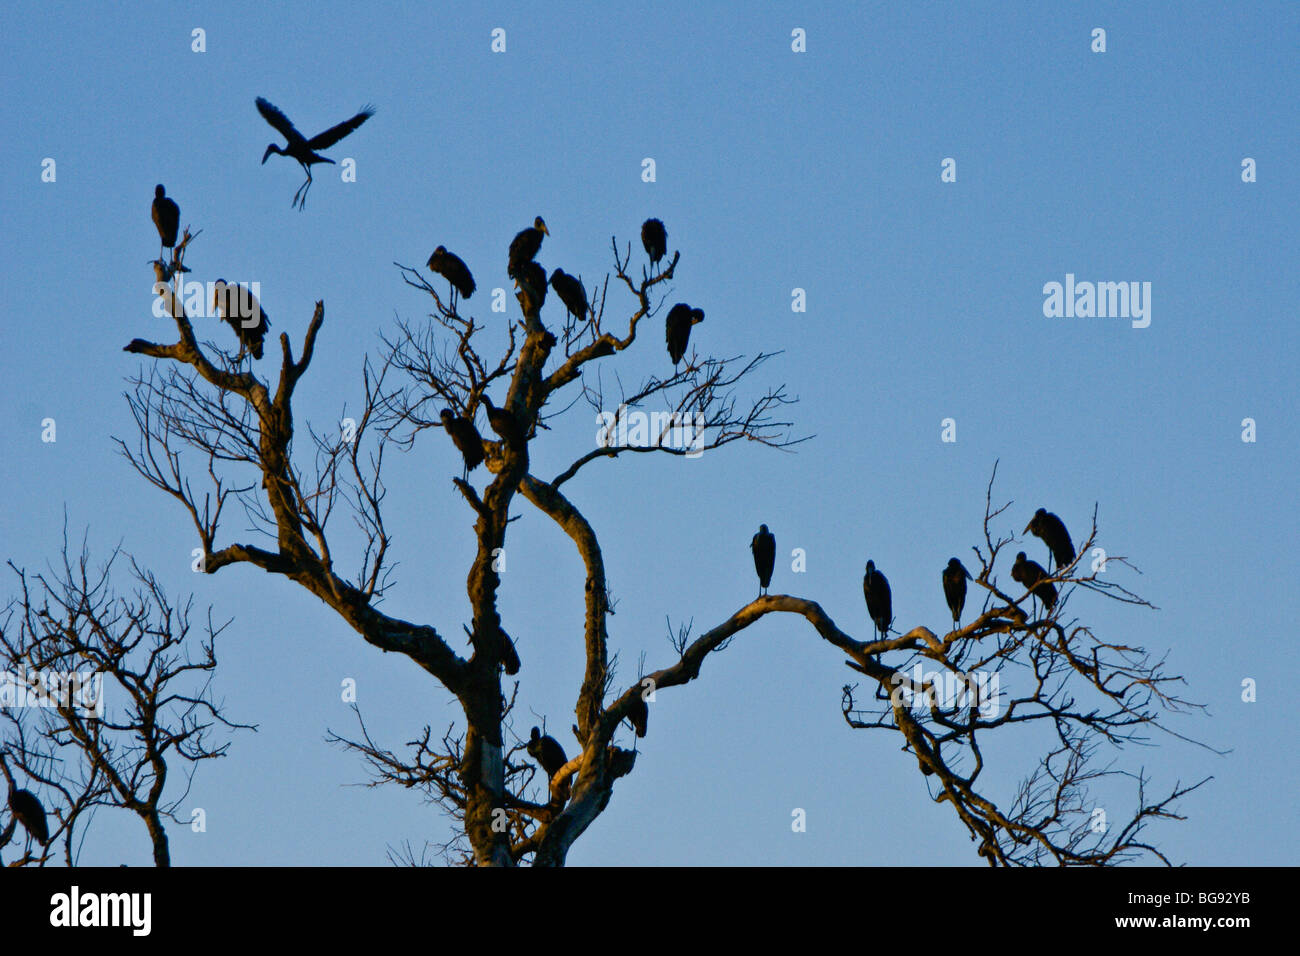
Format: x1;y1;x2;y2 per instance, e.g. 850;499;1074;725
1;532;252;866
120;218;1199;865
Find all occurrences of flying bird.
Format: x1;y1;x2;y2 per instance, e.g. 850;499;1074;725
1011;551;1058;612
1;752;49;856
1025;508;1076;571
641;218;667;272
508;217;549;278
426;246;475;305
151;185;179;262
549;268;588;320
527;726;569;799
210;280;271;361
863;560;892;642
665;303;704;366
439;409;484;480
751;524;776;596
256;97;374;210
514;261;548;316
943;558;972;629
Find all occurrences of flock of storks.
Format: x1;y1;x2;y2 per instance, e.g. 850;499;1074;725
752;508;1076;642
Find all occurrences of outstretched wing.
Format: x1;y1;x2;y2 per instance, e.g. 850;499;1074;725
256;97;304;144
307;106;375;150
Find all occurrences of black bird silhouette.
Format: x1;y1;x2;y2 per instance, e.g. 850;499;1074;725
508;216;549;278
439;409;484;480
427;246;475;305
514;261;548;316
863;560;892;641
943;558;972;629
481;395;524;447
549;268;588;320
641;218;667;272
751;524;776;596
527;726;569;799
665;303;704;366
628;695;649;738
256;97;374;210
1025;508;1076;571
1;752;49;856
1011;551;1057;612
211;280;271;361
151;185;179;263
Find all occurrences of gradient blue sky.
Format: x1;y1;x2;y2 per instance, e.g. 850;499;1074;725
1;1;1296;865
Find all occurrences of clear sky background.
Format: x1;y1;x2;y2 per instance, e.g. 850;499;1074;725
1;1;1296;865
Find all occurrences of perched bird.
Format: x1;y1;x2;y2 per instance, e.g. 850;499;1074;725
1;752;49;855
1011;551;1058;612
863;560;892;641
508;217;549;278
527;726;569;799
641;218;667;272
943;558;973;629
439;409;484;480
481;395;524;447
256;97;374;210
1025;508;1076;571
750;524;776;596
426;246;475;304
628;695;649;738
665;303;704;366
151;185;180;262
549;268;588;320
210;280;271;360
514;261;548;315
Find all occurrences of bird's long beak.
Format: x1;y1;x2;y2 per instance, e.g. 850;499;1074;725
1023;522;1032;534
261;145;275;165
541;222;550;235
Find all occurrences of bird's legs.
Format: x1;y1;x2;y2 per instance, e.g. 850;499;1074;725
292;165;313;210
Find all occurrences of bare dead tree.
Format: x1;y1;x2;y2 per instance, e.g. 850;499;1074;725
120;220;1198;865
0;530;252;866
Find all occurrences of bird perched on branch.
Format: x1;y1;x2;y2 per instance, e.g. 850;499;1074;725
549;268;587;320
527;726;569;800
641;218;667;273
628;695;649;739
480;395;524;447
943;558;972;629
256;97;374;210
439;408;484;481
751;524;775;596
863;560;892;642
665;303;704;366
514;261;548;316
1011;551;1057;612
1025;508;1075;571
426;246;475;305
151;185;179;263
210;280;270;361
1;752;49;857
508;217;549;279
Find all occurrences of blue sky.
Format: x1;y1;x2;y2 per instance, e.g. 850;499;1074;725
1;1;1296;865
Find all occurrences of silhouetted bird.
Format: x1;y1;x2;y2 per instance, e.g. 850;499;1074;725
527;726;568;795
256;97;374;210
641;218;667;272
426;246;475;304
1025;508;1076;571
439;409;484;480
514;261;548;315
508;217;549;278
863;560;892;641
151;185;179;262
628;695;649;738
1;753;49;854
549;268;587;320
1011;551;1057;611
211;280;270;361
751;524;776;596
481;395;524;447
665;303;704;366
943;558;972;628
